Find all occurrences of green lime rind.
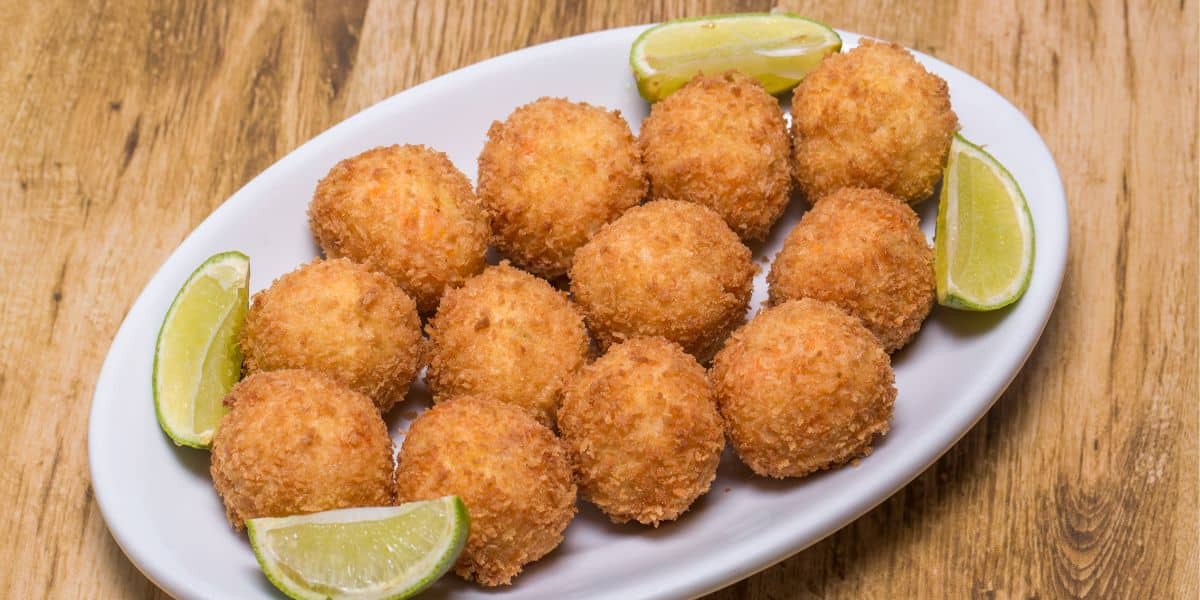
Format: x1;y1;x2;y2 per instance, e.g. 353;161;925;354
935;134;1035;311
247;498;470;600
630;13;841;102
152;250;250;448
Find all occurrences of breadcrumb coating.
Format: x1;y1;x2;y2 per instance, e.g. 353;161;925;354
240;258;424;413
425;263;589;427
711;299;895;478
308;144;489;313
558;337;724;526
478;97;646;277
394;396;577;586
210;370;395;530
791;40;958;203
767;187;934;352
640;72;792;240
569;200;755;361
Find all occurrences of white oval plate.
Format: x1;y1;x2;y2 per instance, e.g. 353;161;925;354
89;25;1067;600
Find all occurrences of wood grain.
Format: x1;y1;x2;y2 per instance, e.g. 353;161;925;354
0;1;1194;598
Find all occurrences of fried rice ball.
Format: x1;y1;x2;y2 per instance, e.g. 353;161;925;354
558;337;724;526
210;370;395;530
425;263;589;427
711;299;896;478
791;40;958;203
639;71;792;241
767;187;934;352
308;144;489;313
477;97;646;277
240;258;423;413
395;396;576;586
569;200;755;361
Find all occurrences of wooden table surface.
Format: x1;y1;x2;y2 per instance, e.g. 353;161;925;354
1;1;1195;597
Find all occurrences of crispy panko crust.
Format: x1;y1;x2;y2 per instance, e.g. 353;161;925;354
568;200;755;361
639;72;792;241
710;299;895;478
477;97;646;277
558;337;724;526
308;144;489;313
791;40;958;203
767;187;934;352
210;370;395;530
425;263;589;427
240;258;424;413
394;396;577;586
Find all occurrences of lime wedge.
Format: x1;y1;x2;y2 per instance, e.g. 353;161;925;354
935;134;1035;310
247;498;470;600
630;13;841;102
152;251;249;448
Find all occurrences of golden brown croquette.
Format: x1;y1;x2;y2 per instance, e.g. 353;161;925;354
767;187;934;352
791;40;958;203
210;370;395;530
569;200;755;361
478;98;646;277
240;258;424;413
425;263;589;427
394;396;577;586
640;72;792;240
558;337;724;526
308;144;489;313
711;299;896;478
